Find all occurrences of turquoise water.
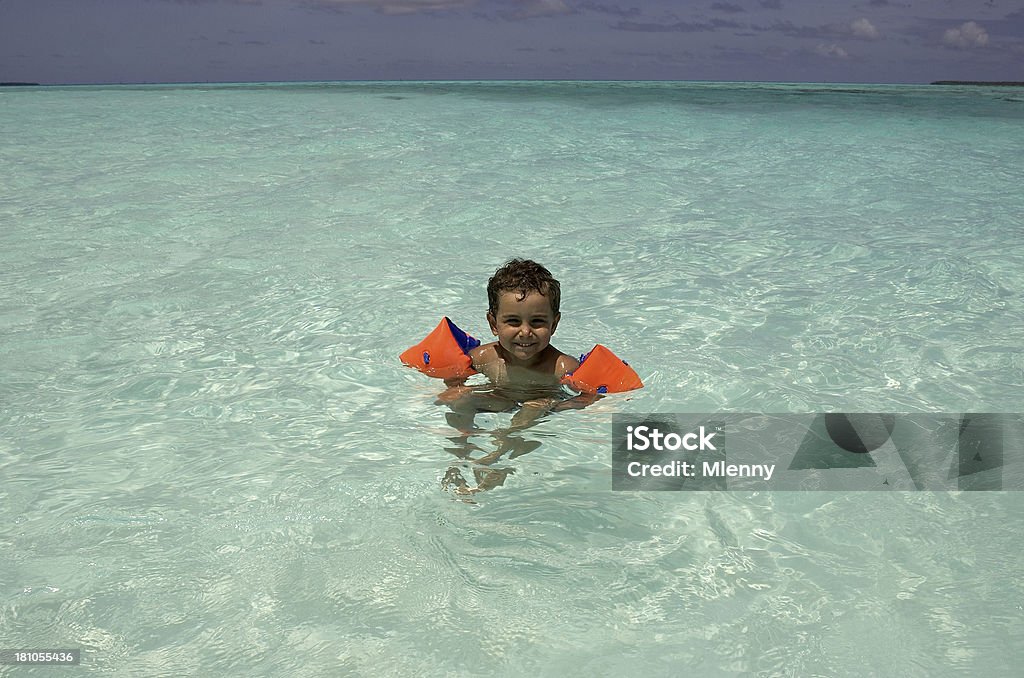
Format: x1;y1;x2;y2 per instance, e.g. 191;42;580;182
1;81;1023;675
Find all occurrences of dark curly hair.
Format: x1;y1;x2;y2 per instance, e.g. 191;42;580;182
487;259;561;316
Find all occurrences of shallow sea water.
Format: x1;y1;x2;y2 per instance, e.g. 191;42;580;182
1;81;1023;676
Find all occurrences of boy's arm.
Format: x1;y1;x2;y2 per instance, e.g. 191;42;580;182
550;352;603;411
552;392;602;411
509;399;551;430
555;353;581;380
436;381;471;404
436;344;491;402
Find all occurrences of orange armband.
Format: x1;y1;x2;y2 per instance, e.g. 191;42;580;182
399;317;480;380
561;345;643;394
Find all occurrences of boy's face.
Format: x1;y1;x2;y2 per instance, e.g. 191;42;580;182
487;290;560;365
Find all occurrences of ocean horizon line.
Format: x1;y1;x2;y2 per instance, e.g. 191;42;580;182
2;77;986;89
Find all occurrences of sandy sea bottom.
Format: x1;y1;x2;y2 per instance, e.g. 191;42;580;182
1;82;1023;675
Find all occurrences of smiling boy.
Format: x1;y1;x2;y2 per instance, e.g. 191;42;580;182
473;258;579;389
438;260;599;494
439;259;582;431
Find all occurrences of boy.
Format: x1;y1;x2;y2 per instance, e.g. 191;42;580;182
438;258;583;433
439;259;589;494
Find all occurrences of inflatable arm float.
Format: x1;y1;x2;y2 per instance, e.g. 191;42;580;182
400;318;642;394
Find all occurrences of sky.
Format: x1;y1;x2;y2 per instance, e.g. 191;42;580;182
1;0;1022;85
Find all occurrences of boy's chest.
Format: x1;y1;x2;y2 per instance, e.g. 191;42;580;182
491;359;559;387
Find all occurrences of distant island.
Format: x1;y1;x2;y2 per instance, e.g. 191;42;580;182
1;82;40;86
931;81;1024;86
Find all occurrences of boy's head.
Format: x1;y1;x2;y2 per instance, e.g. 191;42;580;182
486;259;562;363
486;259;561;318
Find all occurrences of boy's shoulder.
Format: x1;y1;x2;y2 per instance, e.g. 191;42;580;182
468;343;501;379
469;342;499;365
554;350;581;378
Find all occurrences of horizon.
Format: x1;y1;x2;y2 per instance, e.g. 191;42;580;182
2;1;1022;86
5;78;1024;88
